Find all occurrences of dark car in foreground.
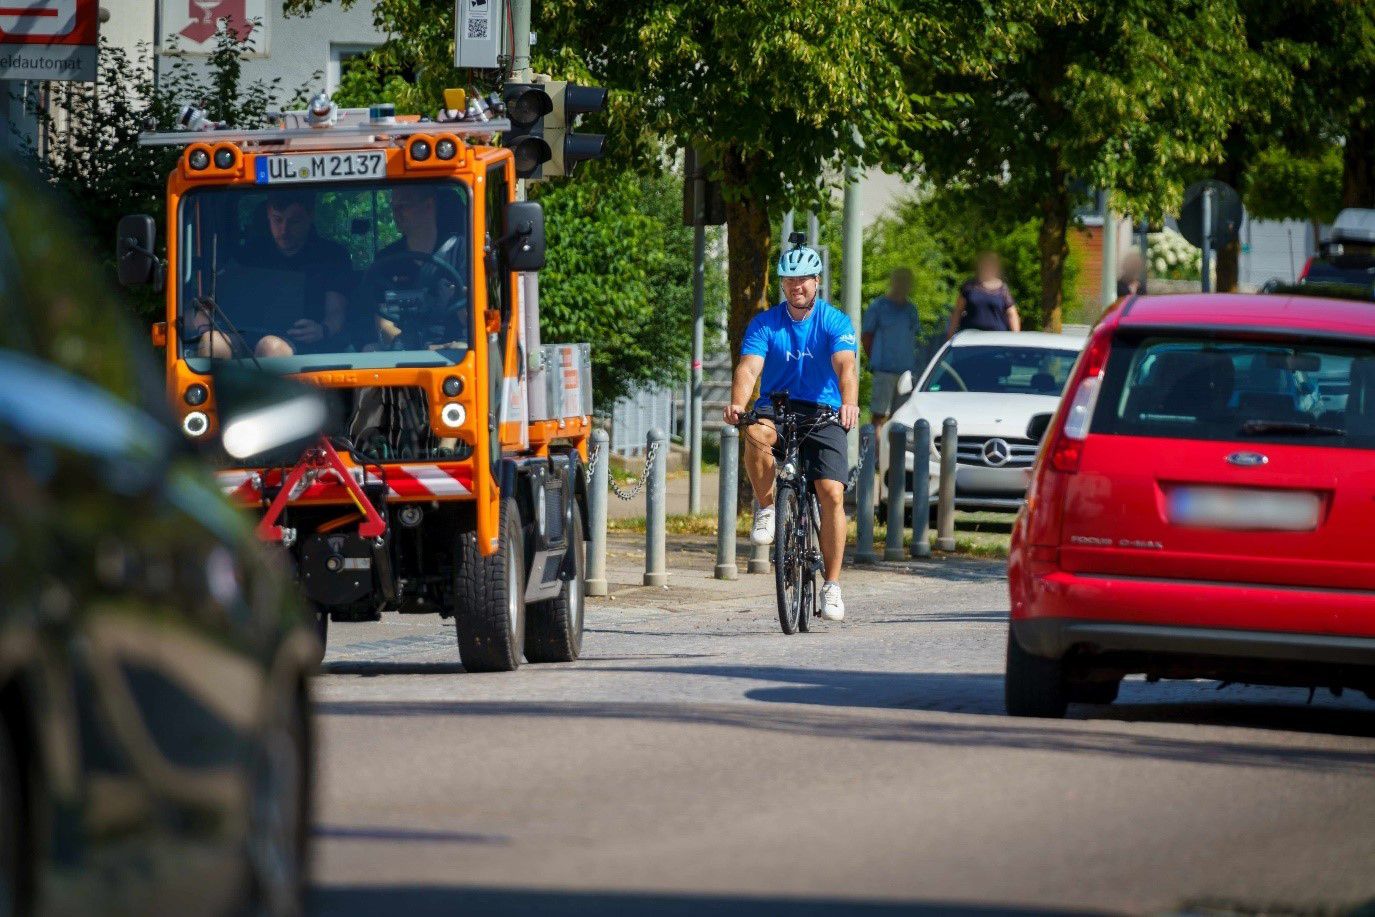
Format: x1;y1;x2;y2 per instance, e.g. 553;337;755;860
0;161;321;915
1008;292;1375;718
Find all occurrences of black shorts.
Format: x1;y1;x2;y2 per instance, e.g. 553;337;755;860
753;403;849;484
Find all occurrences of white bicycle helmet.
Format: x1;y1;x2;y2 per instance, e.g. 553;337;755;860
777;232;824;278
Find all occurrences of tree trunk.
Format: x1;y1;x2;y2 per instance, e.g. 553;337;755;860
1216;238;1241;292
721;147;772;361
1343;116;1375;208
720;146;773;513
1037;188;1069;332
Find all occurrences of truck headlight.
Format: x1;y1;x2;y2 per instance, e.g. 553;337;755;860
183;411;209;437
441;402;466;428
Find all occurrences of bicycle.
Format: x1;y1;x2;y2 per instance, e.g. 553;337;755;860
738;392;838;635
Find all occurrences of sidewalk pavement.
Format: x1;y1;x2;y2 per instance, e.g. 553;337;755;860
606;470;721;520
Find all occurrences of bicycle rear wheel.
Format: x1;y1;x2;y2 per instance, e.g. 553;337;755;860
773;487;803;634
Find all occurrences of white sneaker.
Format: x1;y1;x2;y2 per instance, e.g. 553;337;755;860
819;581;845;621
750;505;775;545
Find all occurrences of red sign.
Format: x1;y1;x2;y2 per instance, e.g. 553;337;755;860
0;0;98;81
177;0;251;46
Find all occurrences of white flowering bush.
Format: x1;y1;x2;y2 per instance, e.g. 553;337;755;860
1147;228;1201;280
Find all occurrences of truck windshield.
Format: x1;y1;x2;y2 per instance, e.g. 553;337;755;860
176;178;471;373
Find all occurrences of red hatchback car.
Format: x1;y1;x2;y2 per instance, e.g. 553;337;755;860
1007;293;1375;717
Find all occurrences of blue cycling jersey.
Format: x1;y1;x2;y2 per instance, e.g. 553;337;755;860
741;299;857;410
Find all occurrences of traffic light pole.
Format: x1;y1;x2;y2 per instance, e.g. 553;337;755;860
689;180;707;515
511;0;532;77
842;162;862;466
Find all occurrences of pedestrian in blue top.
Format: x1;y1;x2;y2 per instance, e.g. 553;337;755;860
862;267;922;427
725;234;859;621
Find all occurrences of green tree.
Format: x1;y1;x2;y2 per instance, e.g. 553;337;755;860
903;0;1265;328
534;165;724;406
18;22;309;319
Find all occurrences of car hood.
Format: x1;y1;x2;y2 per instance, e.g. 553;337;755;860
889;391;1062;439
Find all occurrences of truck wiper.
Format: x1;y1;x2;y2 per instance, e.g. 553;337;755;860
192;294;262;372
1239;419;1345;437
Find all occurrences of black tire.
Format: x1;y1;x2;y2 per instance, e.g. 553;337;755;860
454;497;526;672
1069;678;1121;705
0;718;21;917
310;604;328;666
245;683;309;917
773;488;802;635
1004;626;1069;718
525;510;586;663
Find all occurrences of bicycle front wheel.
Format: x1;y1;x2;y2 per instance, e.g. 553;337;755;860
773;487;803;634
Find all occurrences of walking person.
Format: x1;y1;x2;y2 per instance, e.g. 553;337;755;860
862;267;922;428
724;238;859;621
1116;250;1149;298
947;251;1021;338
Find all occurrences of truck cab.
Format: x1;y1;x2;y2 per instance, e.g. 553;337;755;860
117;99;592;672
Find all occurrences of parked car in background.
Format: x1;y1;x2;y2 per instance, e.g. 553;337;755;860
0;159;321;915
1294;207;1375;296
880;330;1086;513
1008;292;1375;718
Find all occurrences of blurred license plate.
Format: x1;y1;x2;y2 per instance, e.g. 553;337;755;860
1167;486;1321;532
255;151;385;184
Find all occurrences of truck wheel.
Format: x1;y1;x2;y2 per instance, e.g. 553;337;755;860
525;510;585;663
309;604;328;666
454;498;526;672
0;717;22;917
1004;626;1069;718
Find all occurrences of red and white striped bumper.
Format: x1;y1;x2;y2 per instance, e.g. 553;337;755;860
217;462;474;505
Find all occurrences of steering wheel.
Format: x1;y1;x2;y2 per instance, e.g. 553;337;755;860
360;249;469;347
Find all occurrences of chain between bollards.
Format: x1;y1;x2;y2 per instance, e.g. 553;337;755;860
643;428;668;586
910;418;932;558
586;428;610;596
854;423;878;563
714;426;739;580
936;417;958;552
884;422;908;561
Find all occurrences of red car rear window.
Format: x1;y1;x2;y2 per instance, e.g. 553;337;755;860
1091;334;1375;448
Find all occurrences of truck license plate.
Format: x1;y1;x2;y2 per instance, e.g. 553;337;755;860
255;151;386;184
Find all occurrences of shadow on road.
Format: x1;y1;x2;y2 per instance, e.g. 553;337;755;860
314;824;508;845
309;885;1080;916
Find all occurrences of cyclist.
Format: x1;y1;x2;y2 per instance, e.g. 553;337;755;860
724;237;859;621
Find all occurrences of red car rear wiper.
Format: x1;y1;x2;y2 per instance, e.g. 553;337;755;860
1239;419;1345;437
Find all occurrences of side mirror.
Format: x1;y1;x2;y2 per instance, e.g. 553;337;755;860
116;214;161;288
1026;412;1053;443
211;364;331;464
502;201;546;271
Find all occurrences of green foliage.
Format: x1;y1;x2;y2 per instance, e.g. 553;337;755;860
17;23;310;320
330;53;419;115
532;165;724;407
1244;145;1343;226
858;189;1084;334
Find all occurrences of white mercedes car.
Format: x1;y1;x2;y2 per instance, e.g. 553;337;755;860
879;330;1087;512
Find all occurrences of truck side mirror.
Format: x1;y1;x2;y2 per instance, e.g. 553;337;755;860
502;201;545;271
116;214;162;289
1026;412;1053;443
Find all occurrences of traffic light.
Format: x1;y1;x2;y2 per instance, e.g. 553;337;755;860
543;81;607;178
502;82;553;179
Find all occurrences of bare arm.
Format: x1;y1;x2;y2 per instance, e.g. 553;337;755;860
833;350;859;430
861;331;875;354
947;294;966;339
1006;305;1022;332
724;354;764;424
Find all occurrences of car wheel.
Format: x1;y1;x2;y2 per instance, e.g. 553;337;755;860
245;683;310;917
0;719;21;917
1004;626;1069;718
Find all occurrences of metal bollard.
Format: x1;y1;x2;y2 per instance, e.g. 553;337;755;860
644;428;668;586
884;423;908;561
854;423;878;563
586;428;610;596
936;417;958;552
910;418;932;558
714;427;739;580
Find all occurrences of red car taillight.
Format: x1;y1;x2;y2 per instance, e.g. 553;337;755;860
1048;331;1111;473
1299;256;1313;280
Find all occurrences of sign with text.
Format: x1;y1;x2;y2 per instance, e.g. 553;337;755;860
0;0;98;82
455;0;505;70
160;0;269;56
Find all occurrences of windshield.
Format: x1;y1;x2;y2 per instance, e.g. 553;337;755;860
176;179;471;372
1093;335;1375;448
923;345;1080;395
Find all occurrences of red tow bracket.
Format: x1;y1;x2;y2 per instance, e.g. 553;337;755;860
255;437;387;544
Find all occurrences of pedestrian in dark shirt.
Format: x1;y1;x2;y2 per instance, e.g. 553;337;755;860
947;251;1020;338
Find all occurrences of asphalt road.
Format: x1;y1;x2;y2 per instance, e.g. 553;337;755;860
309;538;1375;916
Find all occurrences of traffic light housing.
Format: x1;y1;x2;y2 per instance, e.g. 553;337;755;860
502;82;553;179
543;81;607;179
